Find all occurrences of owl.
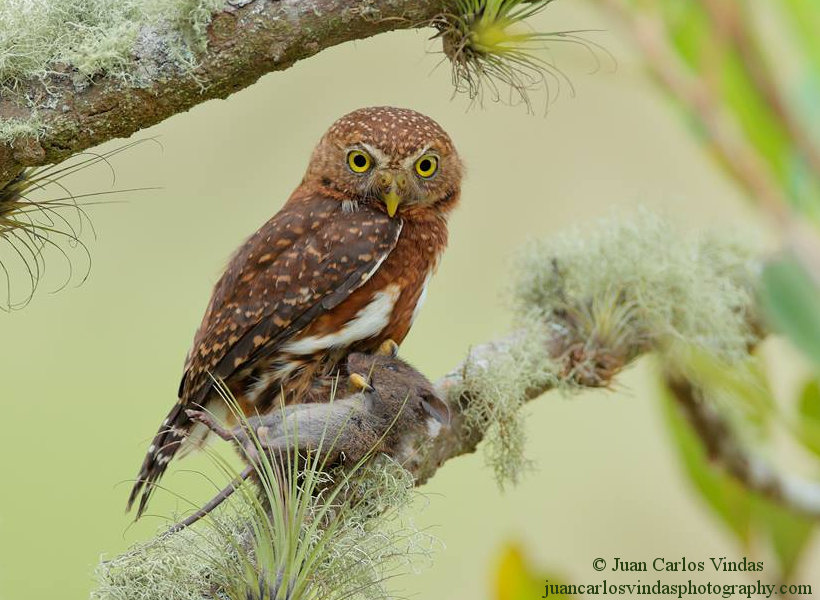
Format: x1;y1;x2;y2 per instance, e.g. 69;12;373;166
127;106;463;516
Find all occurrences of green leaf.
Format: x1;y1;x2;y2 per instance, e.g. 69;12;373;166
661;372;815;576
780;0;820;81
660;381;753;545
761;256;820;368
753;497;815;578
794;378;820;457
799;379;820;421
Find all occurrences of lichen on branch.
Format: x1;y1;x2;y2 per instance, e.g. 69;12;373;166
0;0;600;189
0;0;224;92
0;0;448;186
449;212;762;488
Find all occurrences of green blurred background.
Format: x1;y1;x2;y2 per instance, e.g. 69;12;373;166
1;2;817;598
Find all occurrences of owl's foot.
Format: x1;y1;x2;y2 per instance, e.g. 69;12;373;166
377;339;399;357
186;409;234;441
348;372;374;393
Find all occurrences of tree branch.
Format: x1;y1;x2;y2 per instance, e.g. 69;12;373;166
96;217;820;597
699;0;820;185
665;374;820;519
0;0;446;187
401;330;820;520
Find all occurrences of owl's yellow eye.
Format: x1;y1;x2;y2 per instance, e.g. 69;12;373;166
414;154;438;178
347;150;372;173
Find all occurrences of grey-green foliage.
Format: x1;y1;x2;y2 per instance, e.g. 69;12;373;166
452;328;558;489
515;212;761;361
93;509;251;600
0;114;46;144
303;459;437;600
0;0;225;92
455;212;762;489
94;456;436;600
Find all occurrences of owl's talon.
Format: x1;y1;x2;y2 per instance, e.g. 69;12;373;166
348;372;373;393
377;339;399;358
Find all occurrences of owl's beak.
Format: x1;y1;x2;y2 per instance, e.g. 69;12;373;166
378;171;406;217
382;189;401;218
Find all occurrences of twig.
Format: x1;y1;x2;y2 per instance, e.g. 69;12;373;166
600;0;789;224
699;0;820;181
598;0;820;285
665;374;820;518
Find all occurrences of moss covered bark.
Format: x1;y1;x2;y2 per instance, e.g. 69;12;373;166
0;0;447;187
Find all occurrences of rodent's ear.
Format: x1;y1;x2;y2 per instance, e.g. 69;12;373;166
346;351;369;371
420;392;451;427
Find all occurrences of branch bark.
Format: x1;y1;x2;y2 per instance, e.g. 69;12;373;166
401;330;820;520
666;374;820;519
0;0;446;187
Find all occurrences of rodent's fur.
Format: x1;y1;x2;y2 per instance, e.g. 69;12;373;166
168;349;448;533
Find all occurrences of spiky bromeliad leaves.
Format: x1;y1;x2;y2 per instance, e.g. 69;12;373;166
0;142;150;310
433;0;612;112
95;380;439;600
96;457;429;600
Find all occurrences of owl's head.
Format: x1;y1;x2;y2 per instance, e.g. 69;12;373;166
305;106;463;218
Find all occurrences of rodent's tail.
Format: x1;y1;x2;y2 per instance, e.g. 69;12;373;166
127;402;191;518
165;465;253;534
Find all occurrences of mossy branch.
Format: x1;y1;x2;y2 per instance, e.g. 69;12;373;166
407;215;820;520
0;0;595;190
0;0;448;187
421;333;820;521
664;374;820;519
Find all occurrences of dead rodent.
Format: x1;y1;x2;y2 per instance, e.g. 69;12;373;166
168;342;449;533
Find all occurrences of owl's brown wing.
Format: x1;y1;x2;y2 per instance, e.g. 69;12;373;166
128;193;401;516
182;194;401;405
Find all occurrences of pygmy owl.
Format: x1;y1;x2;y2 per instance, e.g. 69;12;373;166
128;106;463;516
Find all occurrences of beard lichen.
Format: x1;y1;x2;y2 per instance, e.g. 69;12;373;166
0;0;226;138
0;114;47;145
515;213;762;363
452;327;558;489
454;212;763;490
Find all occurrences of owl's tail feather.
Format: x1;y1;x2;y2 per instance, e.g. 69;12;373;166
127;402;192;518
